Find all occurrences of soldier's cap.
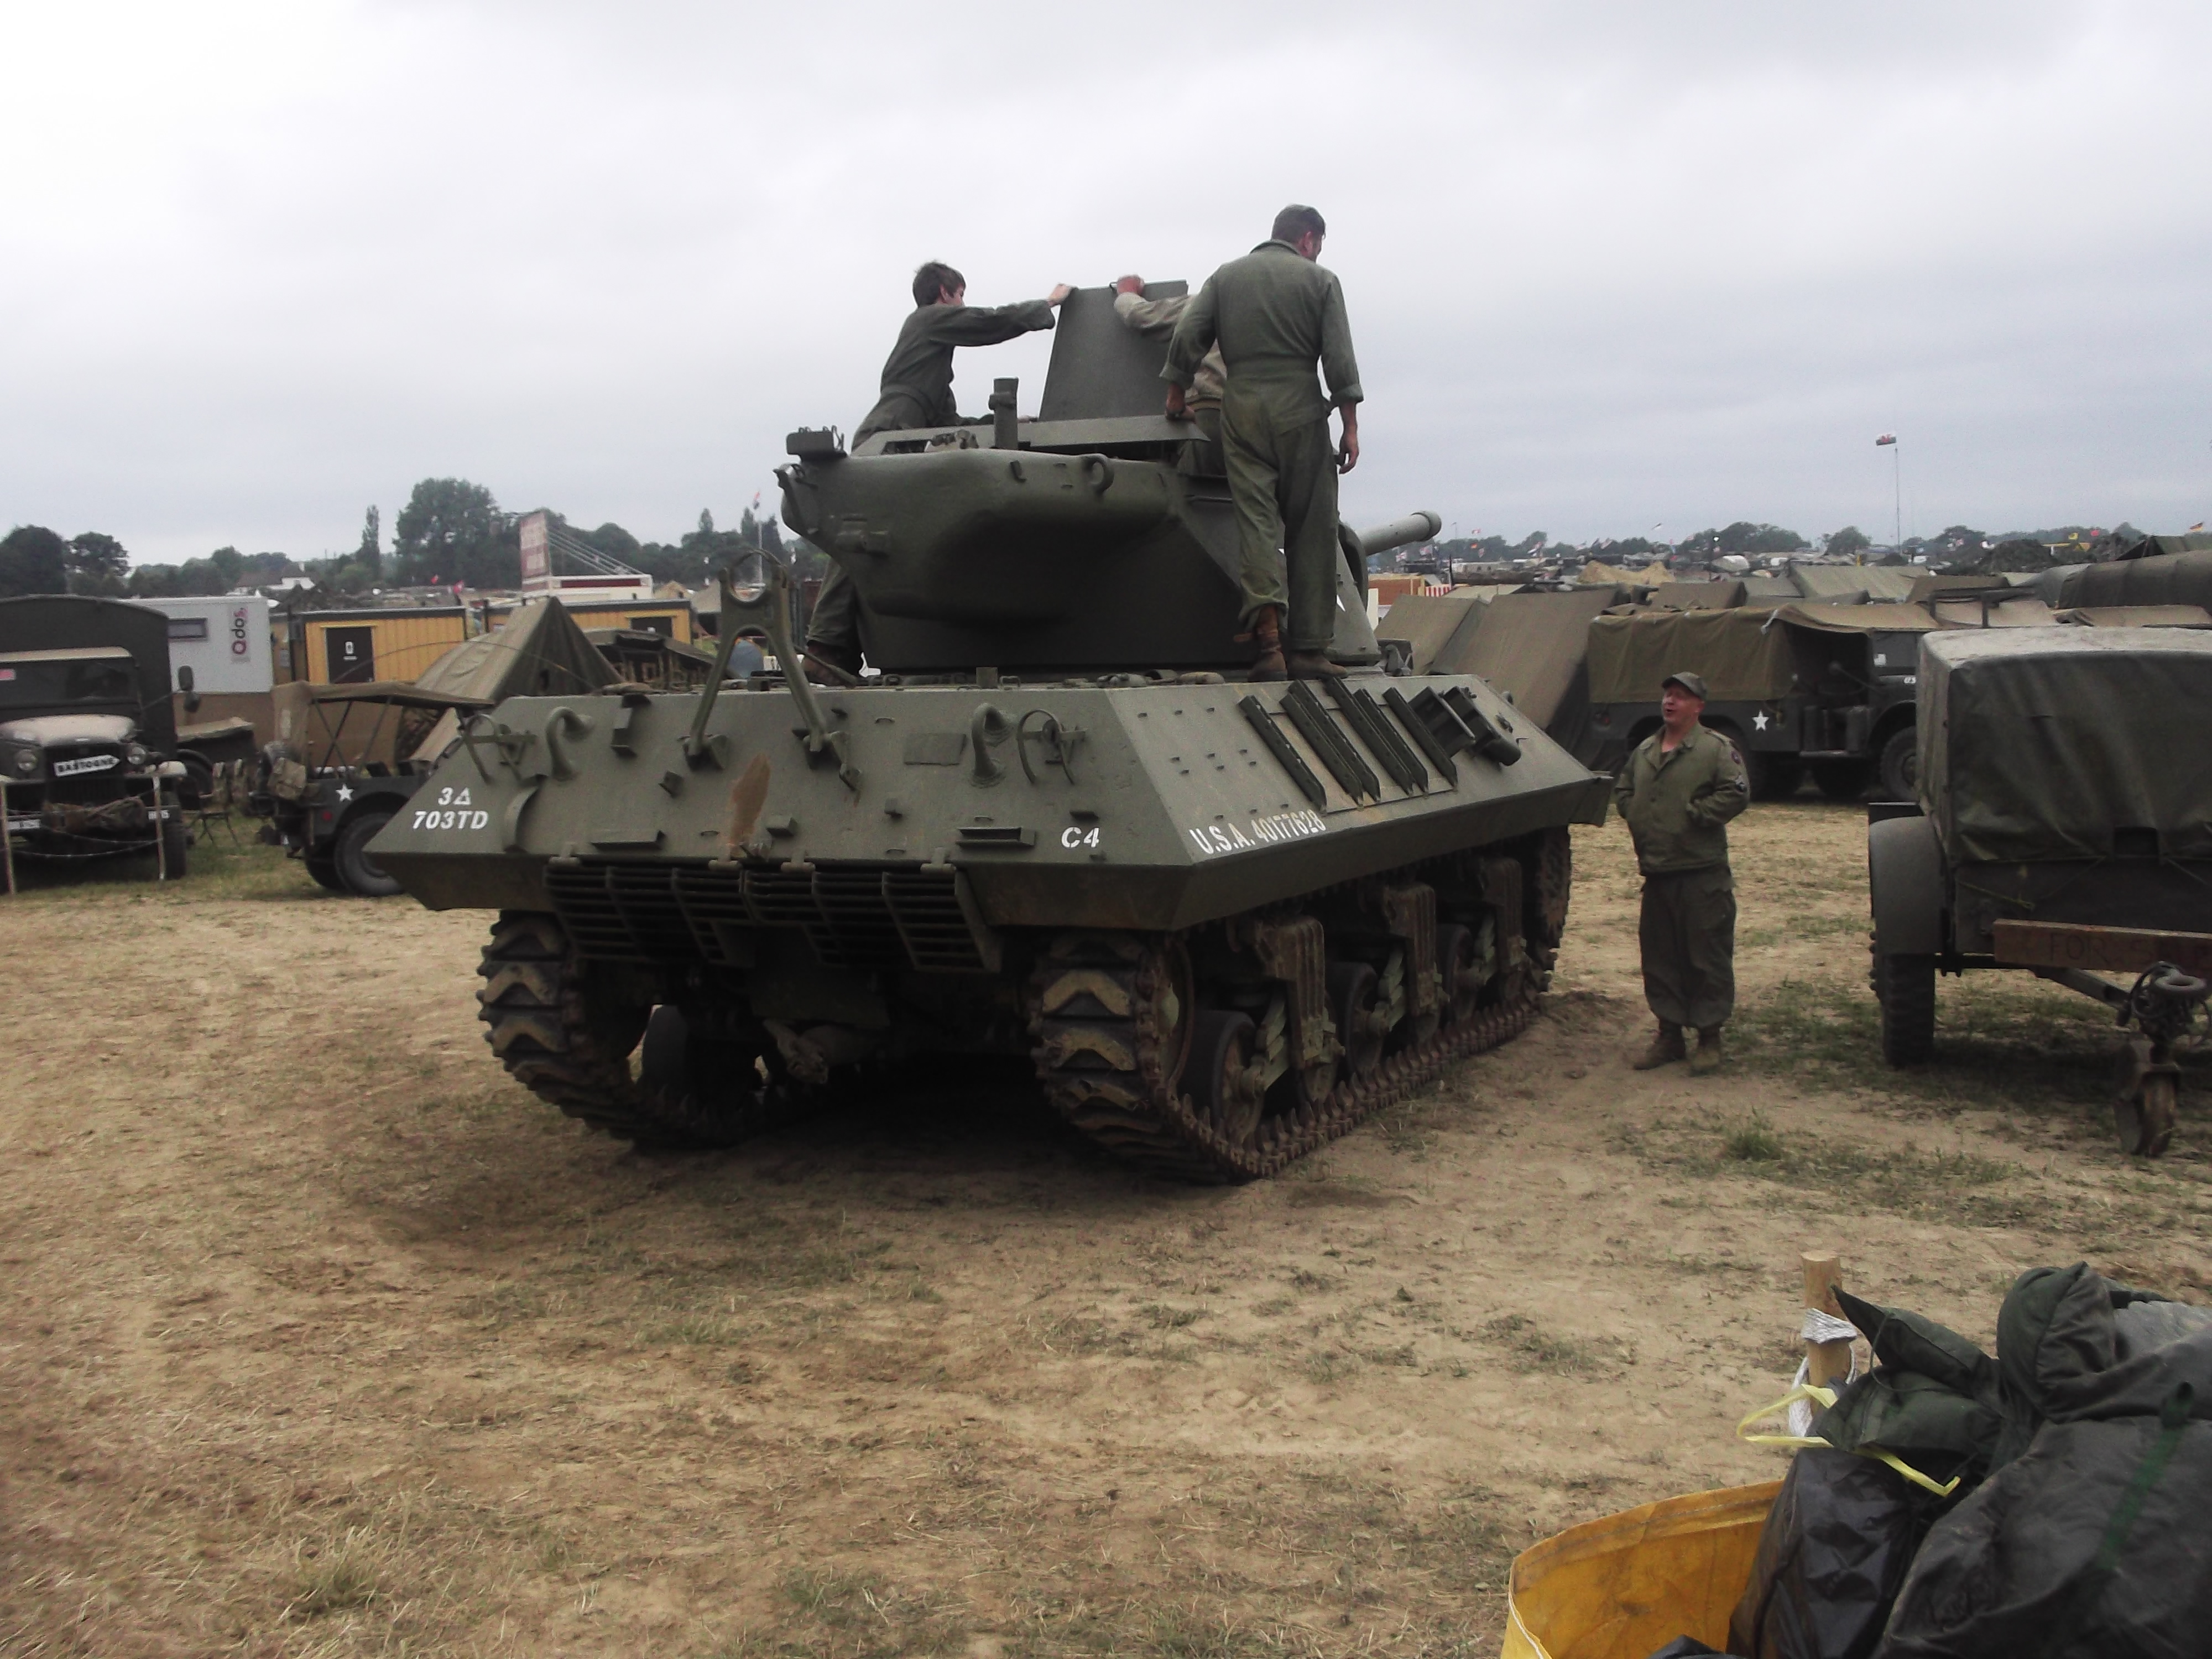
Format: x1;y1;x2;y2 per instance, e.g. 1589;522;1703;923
1661;670;1708;700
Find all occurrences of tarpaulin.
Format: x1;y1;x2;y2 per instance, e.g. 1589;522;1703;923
1920;627;2212;863
2057;547;2212;610
1453;587;1621;763
1586;608;1798;705
1374;589;1492;673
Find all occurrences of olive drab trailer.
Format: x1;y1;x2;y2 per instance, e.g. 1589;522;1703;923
372;283;1611;1180
1866;628;2212;1155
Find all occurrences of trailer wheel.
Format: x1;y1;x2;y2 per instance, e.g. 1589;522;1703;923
1874;951;1936;1065
334;809;401;896
1877;727;1918;801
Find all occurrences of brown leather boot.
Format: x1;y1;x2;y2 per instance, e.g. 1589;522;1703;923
1689;1026;1725;1076
1631;1022;1686;1070
1287;651;1348;680
1247;606;1287;681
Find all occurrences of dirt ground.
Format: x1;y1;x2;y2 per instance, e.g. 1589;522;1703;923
3;802;2206;1658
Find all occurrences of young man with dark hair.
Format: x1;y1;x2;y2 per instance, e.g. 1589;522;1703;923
1163;205;1361;681
803;263;1072;683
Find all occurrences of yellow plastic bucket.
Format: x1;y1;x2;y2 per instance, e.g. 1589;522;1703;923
1501;1480;1781;1659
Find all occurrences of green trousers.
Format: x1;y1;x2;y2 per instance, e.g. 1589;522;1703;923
1639;864;1736;1031
1221;401;1340;651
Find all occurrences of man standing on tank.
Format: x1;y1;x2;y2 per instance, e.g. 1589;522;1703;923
803;262;1072;685
1613;671;1750;1076
1162;205;1361;681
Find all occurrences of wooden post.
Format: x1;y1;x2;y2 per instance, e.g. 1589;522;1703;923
1802;1251;1853;1387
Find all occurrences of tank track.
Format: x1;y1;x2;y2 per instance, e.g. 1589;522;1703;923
476;910;806;1150
1028;831;1573;1182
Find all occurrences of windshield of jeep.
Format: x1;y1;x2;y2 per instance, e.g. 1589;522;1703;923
0;657;142;711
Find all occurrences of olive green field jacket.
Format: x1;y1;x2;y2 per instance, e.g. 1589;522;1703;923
1612;722;1750;875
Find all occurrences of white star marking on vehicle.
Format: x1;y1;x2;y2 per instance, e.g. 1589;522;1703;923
1752;712;1769;731
336;784;354;802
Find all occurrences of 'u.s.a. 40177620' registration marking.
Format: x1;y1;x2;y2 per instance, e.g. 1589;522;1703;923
412;785;490;832
1187;808;1327;856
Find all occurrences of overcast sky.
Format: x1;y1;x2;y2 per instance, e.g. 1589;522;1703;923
6;2;2209;565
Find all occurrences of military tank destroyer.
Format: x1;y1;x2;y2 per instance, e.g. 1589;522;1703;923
373;284;1611;1180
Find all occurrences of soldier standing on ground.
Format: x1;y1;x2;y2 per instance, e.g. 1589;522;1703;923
1111;275;1226;471
803;262;1072;685
1162;205;1362;681
1613;671;1750;1076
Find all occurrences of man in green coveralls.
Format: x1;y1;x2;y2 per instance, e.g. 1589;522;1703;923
1162;206;1362;680
803;262;1071;684
1612;671;1750;1076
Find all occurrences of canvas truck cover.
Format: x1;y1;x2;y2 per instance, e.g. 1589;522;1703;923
413;596;617;704
1794;564;1919;602
1772;602;1942;635
2056;546;2212;612
1920;628;2212;864
1585;606;1798;706
1649;579;1745;610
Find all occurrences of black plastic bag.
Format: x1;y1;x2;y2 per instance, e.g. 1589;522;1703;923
1642;1640;1739;1658
1728;1448;1934;1659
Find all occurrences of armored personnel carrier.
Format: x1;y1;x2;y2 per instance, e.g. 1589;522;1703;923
373;285;1611;1180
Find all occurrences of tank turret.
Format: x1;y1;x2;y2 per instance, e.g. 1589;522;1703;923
372;284;1610;1182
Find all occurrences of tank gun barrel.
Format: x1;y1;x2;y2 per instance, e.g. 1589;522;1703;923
1352;512;1443;561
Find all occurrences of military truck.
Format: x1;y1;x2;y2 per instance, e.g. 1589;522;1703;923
1581;599;2060;801
251;599;611;895
369;283;1613;1181
1867;628;2212;1155
0;596;191;877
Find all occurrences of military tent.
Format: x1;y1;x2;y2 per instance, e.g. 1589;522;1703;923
1450;588;1620;761
413;597;617;704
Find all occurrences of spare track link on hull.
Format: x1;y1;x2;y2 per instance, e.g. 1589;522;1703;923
1029;831;1572;1183
476;910;803;1150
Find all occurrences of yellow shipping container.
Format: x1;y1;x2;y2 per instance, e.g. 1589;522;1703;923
484;596;695;646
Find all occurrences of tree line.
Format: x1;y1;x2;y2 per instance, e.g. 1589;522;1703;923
0;477;817;601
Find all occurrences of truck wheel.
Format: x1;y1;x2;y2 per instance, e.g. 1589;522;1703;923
1877;727;1918;801
334;809;401;897
1874;951;1936;1065
304;851;346;890
1811;759;1873;802
159;805;189;878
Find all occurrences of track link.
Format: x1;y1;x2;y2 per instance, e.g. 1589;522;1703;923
476;910;806;1150
1029;830;1571;1183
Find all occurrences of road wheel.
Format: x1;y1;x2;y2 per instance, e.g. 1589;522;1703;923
1328;961;1388;1079
334;809;401;896
1878;727;1918;801
158;800;188;878
1874;951;1936;1065
1435;923;1481;1029
1811;759;1874;802
1189;1010;1264;1147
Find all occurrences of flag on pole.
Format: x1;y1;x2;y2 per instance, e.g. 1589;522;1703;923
2192;521;2205;532
1875;433;1897;447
